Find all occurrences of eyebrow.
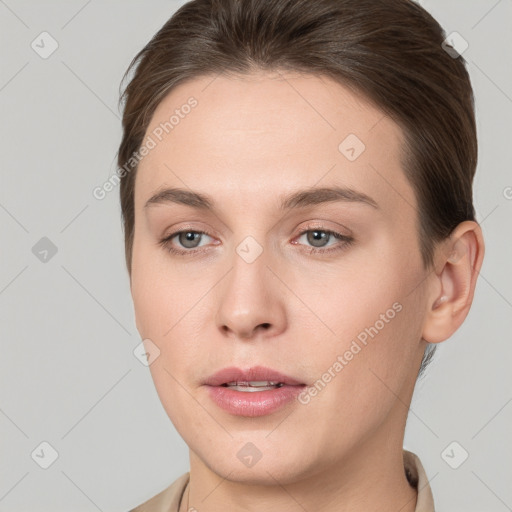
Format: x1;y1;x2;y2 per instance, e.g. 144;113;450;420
144;185;379;211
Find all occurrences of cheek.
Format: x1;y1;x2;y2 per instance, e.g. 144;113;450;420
130;238;186;338
296;254;425;402
130;243;213;388
288;260;407;349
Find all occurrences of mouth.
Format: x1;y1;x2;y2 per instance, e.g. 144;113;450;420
203;366;306;417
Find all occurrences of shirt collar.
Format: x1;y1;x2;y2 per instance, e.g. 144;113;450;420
404;449;435;511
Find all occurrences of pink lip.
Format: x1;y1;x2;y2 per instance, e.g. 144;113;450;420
203;365;304;387
203;365;306;417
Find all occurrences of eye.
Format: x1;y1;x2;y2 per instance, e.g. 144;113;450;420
293;227;354;255
159;230;215;255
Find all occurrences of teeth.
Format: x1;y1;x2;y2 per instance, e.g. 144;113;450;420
227;385;280;392
223;380;284;392
226;380;281;386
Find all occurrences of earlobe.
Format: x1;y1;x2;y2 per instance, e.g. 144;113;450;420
422;221;485;344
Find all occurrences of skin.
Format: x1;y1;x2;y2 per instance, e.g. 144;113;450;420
130;70;485;512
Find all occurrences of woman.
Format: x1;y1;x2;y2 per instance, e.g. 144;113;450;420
117;0;485;510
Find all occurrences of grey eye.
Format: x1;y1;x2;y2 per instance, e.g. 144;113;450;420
306;230;331;247
178;231;203;248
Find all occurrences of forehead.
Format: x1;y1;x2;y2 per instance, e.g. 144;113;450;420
134;71;414;218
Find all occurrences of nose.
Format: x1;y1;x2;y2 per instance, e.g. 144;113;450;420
215;244;287;341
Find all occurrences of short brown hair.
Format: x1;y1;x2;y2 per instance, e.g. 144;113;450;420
117;0;478;374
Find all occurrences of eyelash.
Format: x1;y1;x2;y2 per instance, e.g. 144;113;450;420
158;225;354;257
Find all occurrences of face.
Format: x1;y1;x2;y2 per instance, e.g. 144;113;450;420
130;71;431;484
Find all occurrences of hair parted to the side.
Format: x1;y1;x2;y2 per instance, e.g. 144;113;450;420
117;0;478;376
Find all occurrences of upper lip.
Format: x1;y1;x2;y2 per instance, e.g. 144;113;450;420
204;365;305;386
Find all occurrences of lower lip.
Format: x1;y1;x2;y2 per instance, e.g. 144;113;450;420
205;384;305;417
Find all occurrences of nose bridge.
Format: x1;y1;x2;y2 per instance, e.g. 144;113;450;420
215;232;285;339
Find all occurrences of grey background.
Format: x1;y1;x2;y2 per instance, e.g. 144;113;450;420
0;0;511;510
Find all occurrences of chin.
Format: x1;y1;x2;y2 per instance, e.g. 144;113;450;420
192;438;323;486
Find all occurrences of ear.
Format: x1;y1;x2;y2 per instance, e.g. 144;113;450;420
422;220;485;344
